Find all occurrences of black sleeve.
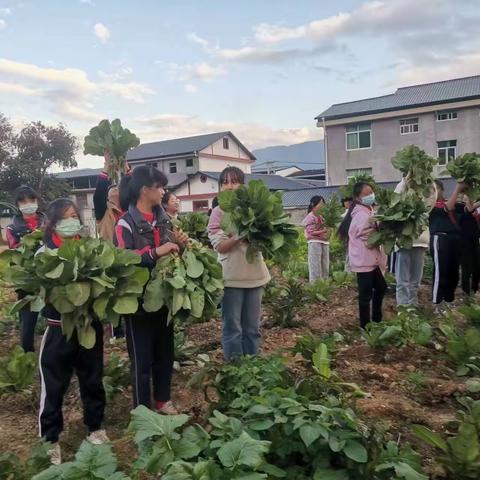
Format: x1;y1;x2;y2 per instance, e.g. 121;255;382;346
93;172;110;221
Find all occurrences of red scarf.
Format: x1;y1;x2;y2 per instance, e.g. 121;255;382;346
51;232;81;247
24;214;40;231
435;199;457;225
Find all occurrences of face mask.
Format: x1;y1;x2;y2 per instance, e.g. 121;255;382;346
55;218;82;237
361;193;375;206
19;202;38;216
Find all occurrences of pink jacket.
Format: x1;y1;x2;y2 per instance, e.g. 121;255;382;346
348;204;387;273
302;212;328;242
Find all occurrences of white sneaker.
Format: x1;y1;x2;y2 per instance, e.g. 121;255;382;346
156;401;179;415
47;443;62;465
86;429;110;445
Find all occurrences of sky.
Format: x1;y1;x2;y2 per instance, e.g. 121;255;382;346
0;0;479;169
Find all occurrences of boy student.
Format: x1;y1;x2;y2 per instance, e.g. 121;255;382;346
7;185;45;352
208;167;270;360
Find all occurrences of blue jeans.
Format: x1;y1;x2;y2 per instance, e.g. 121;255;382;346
221;287;263;360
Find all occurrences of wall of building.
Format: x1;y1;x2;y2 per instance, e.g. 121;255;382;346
326;106;480;185
201;134;251;160
198;156;251;172
174;175;219;213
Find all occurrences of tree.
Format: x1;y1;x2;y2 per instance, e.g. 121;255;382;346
0;114;13;170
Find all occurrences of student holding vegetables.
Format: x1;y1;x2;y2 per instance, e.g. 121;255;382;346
38;198;108;465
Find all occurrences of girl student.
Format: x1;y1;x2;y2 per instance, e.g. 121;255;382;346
338;182;387;328
208;166;271;361
162;191;180;220
38;199;107;466
302;195;329;282
114;165;187;413
7;185;45;352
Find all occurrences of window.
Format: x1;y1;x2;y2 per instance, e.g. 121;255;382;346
437;140;457;165
437;110;457;121
76;194;88;210
223;137;229;149
169;162;177;173
400;118;419;134
346;168;372;181
193;200;209;211
345;123;371;150
186;158;194;167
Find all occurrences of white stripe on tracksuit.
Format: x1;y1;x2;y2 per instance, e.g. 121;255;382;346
432;234;440;304
37;326;50;437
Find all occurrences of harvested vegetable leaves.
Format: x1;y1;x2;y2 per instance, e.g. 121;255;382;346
175;212;209;246
391;145;437;195
218;180;299;263
339;173;376;200
446;152;480;200
317;195;344;228
368;189;429;254
84;119;140;183
143;240;223;323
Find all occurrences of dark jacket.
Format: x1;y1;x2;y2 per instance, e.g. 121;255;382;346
93;172;110;222
429;201;462;235
6;213;45;248
113;204;172;269
39;235;61;324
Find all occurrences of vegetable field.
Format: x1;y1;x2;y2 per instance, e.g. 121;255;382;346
0;236;479;479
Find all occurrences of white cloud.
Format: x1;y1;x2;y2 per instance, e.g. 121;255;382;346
97;65;133;82
80;0;95;4
186;32;210;50
0;8;12;16
0;82;39;96
192;62;225;81
94;22;110;43
0;19;6;29
184;84;197;94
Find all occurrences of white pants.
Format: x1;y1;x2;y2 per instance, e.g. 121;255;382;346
395;247;426;306
308;242;329;283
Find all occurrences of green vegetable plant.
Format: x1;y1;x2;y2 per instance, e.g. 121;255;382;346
83;119;140;183
459;303;480;328
339;173;376;200
292;331;345;364
176;212;210;246
218;180;299;263
0;346;37;393
317;195;344;228
143;240;223;323
270;278;306;328
446;152;480;200
103;352;130;402
0;441;51;480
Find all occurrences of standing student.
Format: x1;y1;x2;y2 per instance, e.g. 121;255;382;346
114;166;186;413
38;199;107;465
162;191;180;220
302;195;329;282
429;180;464;308
7;186;45;352
338;182;387;328
394;177;437;306
208;167;270;361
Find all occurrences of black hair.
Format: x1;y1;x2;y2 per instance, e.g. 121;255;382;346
119;165;168;210
219;166;245;186
307;195;324;213
434;179;444;191
14;185;40;205
44;198;82;240
341;197;353;204
161;191;176;207
337;182;372;242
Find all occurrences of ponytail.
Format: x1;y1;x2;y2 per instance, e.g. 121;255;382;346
336;182;371;242
119;175;132;212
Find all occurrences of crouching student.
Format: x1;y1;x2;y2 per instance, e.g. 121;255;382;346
115;166;186;413
338;182;387;328
38;199;107;465
208;167;270;361
7;186;45;352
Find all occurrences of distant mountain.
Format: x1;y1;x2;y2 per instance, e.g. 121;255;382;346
252;140;325;171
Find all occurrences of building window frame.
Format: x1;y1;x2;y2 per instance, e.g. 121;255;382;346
169;162;177;174
345;122;372;151
436;110;458;121
345;167;373;182
186;158;194;167
223;137;230;149
400;117;419;135
192;200;209;211
437;140;457;166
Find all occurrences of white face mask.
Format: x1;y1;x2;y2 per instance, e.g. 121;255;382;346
55;218;82;237
19;202;38;215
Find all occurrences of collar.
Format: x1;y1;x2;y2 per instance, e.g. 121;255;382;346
128;204;170;234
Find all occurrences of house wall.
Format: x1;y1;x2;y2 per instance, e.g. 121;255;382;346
285;208;307;225
198;156;251;172
174;175;219;213
326;105;480;185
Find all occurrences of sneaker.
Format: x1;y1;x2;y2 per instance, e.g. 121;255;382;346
156;400;179;415
86;429;110;445
47;443;62;465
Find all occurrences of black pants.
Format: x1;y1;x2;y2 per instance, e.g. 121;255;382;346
19;304;38;352
38;322;105;443
356;267;388;328
430;233;460;303
125;309;174;408
460;236;480;295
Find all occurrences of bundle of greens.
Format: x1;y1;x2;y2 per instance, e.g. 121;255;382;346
144;240;223;323
3;238;149;348
83;119;140;183
175;212;209;246
446;152;480;200
339;172;376;199
317;195;344;228
218;180;299;263
368;189;429;254
391;145;437;195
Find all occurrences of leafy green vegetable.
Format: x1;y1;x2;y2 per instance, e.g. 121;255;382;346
446;152;480;200
0;441;52;480
317;195;344;228
176;212;210;246
218;180;299;263
391;145;437;195
0;346;37;392
339;173;376;200
103;352;130;401
83;119;140;183
143;240;223;324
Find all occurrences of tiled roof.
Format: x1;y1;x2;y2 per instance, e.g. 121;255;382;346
316;75;480;121
54;168;103;179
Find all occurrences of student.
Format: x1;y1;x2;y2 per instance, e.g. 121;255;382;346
429;180;465;308
38;199;107;465
338;182;387;328
162;191;180;219
208;166;270;360
302;195;329;282
114;166;185;413
394;176;437;306
7;186;45;352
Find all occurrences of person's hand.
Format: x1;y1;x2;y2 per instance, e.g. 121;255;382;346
124;160;131;174
457;181;467;192
155;242;180;257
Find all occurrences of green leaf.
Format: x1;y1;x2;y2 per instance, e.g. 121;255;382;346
412;425;448;452
217;431;270;469
66;282;91;307
299;424;323;448
113;295;139;314
343;440;368;463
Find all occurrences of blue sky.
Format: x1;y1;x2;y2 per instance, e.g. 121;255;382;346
0;0;479;168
